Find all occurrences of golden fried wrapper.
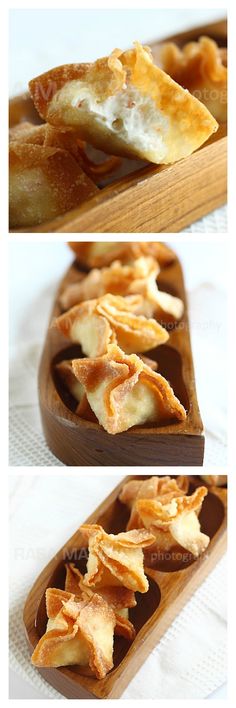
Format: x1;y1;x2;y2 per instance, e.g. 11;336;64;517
136;486;210;557
80;524;155;593
68;241;176;269
29;42;218;163
160;36;227;122
53;293;169;357
31;588;116;679
59;256;184;323
72;343;186;434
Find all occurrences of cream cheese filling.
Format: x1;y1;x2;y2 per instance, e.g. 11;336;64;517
50;81;169;160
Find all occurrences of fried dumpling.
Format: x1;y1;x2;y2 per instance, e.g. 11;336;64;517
31;588;116;678
134;486;210;557
59;257;158;310
9;120;121;180
9;141;97;228
119;475;189;530
54;356;156;420
72;343;186;434
68;241;176;269
29;42;218;164
65;563;136;640
80;524;155;593
160;36;227;122
53;293;169;357
200;475;227;486
59;256;184;323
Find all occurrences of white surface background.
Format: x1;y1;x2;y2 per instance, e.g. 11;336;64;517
9;239;227;467
9;7;227;232
9;474;227;700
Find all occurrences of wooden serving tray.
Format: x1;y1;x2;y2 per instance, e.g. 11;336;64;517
23;474;227;699
9;18;227;233
38;250;204;466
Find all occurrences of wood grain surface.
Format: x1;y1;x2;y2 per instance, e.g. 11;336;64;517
9;19;227;233
23;474;227;699
38;252;205;466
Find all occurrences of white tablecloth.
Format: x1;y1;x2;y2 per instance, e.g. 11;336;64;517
9;474;227;699
9;8;227;233
9;241;227;467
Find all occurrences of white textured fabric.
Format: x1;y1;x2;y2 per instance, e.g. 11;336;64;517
184;205;227;233
9;475;227;699
9;242;227;467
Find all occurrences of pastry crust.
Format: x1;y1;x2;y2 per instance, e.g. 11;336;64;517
53;293;169;356
9;141;97;228
134;486;209;557
31;590;116;678
9;120;120;180
119;475;189;529
80;524;155;593
59;256;184;323
72;343;186;434
29;42;218;164
68;241;176;268
160;36;227;122
65;563;136;640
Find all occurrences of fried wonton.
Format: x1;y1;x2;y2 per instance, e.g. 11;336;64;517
9;120;121;180
65;563;136;640
29;42;218;164
53;293;169;357
133;486;209;557
31;588;116;678
160;36;227;122
200;475;227;486
80;524;155;593
55;356;156;419
59;256;184;323
68;241;176;269
72;343;186;434
119;475;189;530
9;141;97;228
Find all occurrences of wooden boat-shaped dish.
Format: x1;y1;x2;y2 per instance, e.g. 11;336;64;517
23;474;227;699
9;18;227;233
38;250;204;466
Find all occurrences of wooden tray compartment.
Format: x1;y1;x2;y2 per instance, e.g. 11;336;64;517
9;19;227;233
23;474;227;699
38;251;205;466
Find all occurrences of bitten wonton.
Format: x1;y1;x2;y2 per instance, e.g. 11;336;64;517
29;42;218;164
53;293;169;356
71;343;186;434
160;36;227;122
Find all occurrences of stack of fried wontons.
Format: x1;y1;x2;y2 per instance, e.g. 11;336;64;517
53;242;187;434
31;475;213;678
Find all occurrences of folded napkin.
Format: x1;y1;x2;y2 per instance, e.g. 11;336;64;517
9;475;227;699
